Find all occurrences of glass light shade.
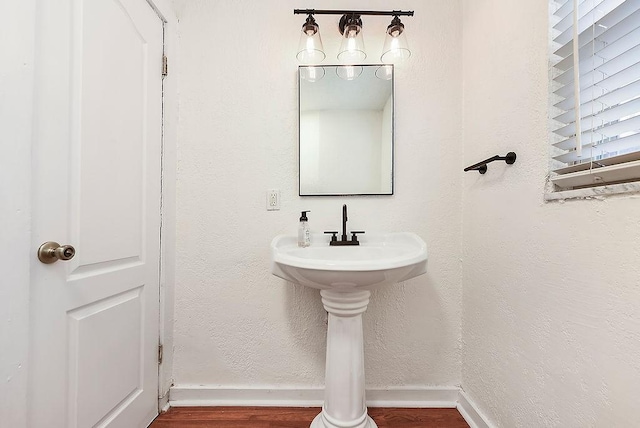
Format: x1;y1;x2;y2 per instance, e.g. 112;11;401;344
380;20;411;63
375;65;393;80
337;23;366;63
296;17;326;64
300;66;325;82
336;65;363;81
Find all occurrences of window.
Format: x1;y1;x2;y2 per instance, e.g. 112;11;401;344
549;0;640;192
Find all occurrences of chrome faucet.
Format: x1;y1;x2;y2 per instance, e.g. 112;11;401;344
324;204;365;246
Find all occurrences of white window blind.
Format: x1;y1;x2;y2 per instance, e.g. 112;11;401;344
550;0;640;190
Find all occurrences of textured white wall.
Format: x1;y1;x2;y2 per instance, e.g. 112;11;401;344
462;1;640;426
172;0;463;389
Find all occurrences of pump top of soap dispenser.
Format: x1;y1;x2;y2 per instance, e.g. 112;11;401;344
300;211;310;221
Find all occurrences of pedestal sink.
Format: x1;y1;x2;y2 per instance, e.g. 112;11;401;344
271;232;427;428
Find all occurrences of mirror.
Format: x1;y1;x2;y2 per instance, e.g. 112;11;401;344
299;65;393;196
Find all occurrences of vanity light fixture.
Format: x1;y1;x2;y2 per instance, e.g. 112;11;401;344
337;14;366;62
296;14;326;64
294;9;414;67
381;16;411;63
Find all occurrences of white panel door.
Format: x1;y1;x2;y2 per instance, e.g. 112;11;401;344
30;0;163;427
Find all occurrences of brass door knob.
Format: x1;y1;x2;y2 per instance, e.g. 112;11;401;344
37;242;76;264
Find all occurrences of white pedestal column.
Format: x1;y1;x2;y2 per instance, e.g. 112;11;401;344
310;290;377;428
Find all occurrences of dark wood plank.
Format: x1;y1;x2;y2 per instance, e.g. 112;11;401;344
369;408;469;427
150;406;469;427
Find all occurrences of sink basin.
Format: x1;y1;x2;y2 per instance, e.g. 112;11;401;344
271;232;427;290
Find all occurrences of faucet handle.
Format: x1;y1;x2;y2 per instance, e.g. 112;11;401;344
324;231;338;243
350;231;365;242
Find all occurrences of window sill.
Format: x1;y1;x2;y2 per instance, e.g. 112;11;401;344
545;180;640;201
551;159;640;188
546;158;640;201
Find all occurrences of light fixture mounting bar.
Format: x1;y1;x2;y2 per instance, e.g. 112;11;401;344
294;9;414;17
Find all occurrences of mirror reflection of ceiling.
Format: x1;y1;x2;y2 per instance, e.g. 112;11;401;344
300;66;392;111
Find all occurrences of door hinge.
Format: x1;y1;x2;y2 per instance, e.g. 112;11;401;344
162;55;168;77
158;344;164;364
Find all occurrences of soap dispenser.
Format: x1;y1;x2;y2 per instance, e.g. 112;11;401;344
298;211;311;247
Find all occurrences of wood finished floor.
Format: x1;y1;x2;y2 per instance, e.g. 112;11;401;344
150;407;470;427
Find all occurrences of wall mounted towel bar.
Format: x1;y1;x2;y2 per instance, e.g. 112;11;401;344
464;152;517;174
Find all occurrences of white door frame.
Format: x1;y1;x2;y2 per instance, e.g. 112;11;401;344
0;0;177;424
150;0;178;411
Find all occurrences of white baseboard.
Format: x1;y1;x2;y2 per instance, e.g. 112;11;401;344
170;386;324;407
158;389;170;413
169;385;460;408
168;385;492;427
456;390;493;428
364;386;460;408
